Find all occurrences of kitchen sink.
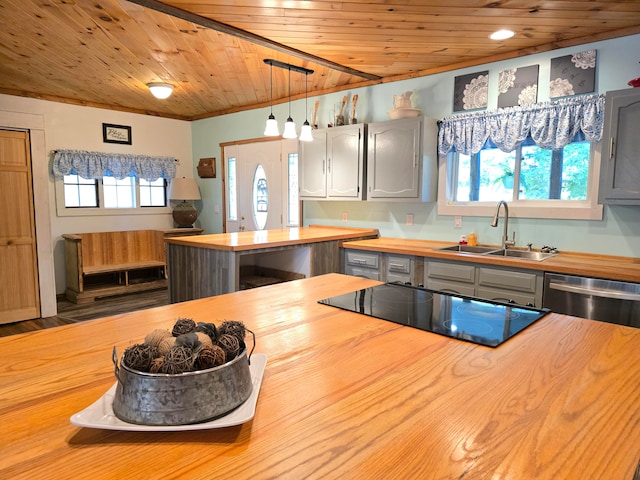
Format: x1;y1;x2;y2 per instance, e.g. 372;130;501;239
437;245;501;254
486;249;557;261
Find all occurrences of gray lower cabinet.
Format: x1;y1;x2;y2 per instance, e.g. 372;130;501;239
599;88;640;205
343;249;381;280
343;250;422;284
425;260;543;307
386;254;415;285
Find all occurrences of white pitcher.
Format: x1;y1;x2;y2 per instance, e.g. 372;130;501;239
393;91;413;109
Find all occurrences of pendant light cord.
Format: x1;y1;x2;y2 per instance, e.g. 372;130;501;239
288;66;292;118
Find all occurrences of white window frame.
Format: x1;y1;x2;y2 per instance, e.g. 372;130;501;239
437;141;603;221
54;176;170;217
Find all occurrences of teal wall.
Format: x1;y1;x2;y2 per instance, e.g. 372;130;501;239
192;35;640;257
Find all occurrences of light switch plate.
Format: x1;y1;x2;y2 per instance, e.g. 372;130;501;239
454;216;462;228
406;214;414;226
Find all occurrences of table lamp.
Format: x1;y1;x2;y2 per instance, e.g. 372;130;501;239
168;177;201;228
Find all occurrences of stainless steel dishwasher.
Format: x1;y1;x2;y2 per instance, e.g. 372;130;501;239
543;273;640;327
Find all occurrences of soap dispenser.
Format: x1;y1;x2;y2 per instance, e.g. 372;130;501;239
468;231;477;246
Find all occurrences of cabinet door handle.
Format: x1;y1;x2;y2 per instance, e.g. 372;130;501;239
327;157;331;173
322;159;326;174
549;282;640;301
609;137;615;160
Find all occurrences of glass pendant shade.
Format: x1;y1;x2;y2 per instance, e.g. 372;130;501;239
282;117;297;139
299;121;313;142
264;114;280;136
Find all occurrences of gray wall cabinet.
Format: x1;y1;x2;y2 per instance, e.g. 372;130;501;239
299;123;366;200
599;88;640;205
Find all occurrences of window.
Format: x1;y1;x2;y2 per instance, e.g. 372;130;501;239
103;176;135;208
227;156;237;221
140;178;167;207
453;141;591;203
56;174;169;216
437;94;604;220
287;153;299;226
63;174;98;208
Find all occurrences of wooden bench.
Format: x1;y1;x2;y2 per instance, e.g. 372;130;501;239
63;230;168;304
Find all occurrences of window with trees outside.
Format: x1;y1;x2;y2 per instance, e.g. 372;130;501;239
452;141;591;202
437;94;604;220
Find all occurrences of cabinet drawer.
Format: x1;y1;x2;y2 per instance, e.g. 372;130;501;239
345;265;381;281
477;267;539;294
427;261;475;283
387;255;412;274
345;250;380;269
387;272;412;285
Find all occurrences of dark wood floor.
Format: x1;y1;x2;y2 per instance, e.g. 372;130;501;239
0;288;170;337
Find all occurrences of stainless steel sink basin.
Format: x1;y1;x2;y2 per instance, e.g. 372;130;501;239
437;245;501;254
486;249;557;261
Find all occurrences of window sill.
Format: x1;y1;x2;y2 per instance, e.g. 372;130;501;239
55;206;171;217
437;201;603;220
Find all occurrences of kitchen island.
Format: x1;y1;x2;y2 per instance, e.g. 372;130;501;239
1;274;638;479
165;225;378;302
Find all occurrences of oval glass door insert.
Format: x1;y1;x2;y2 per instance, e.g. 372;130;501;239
252;164;268;230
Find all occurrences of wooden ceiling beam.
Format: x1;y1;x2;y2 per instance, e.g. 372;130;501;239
126;0;381;82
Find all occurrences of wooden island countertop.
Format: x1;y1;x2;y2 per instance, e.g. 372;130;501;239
1;274;638;479
164;225;379;251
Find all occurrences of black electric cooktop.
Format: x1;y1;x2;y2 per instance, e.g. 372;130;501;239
319;283;550;347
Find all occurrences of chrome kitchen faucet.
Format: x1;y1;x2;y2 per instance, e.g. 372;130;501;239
491;200;515;249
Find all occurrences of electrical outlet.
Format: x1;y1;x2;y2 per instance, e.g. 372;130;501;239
406;214;414;226
342;211;348;222
454;216;462;228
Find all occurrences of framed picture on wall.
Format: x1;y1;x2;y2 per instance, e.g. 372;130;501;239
102;123;132;145
453;71;489;112
549;50;597;98
498;64;539;108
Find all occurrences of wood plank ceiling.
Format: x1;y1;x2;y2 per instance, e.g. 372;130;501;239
0;0;639;121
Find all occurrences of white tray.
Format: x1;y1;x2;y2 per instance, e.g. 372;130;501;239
70;353;267;431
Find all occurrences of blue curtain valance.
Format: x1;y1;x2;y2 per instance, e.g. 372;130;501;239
437;93;605;156
52;149;177;181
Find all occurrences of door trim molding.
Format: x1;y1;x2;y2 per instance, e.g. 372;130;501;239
0;110;56;317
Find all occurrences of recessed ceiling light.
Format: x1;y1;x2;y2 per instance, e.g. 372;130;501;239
490;29;515;40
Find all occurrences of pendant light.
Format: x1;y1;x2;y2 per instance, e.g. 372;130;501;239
299;72;313;142
264;61;280;136
282;66;297;139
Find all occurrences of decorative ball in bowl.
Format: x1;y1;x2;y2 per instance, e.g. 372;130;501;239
112;318;255;426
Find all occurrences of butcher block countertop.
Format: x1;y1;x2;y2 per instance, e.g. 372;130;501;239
1;274;638;479
342;237;640;283
164;225;379;251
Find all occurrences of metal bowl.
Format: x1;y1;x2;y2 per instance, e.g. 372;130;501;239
111;347;253;426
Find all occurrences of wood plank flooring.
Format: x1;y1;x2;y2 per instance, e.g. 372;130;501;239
0;288;169;337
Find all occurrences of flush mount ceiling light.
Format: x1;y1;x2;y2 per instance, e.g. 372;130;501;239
490;29;515;40
147;82;174;99
263;59;314;139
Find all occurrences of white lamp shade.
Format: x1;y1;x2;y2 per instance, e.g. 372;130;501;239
147;82;174;99
169;178;201;200
299;122;313;142
282;118;297;139
264;115;280;136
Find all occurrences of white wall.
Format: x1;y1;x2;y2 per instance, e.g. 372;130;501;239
0;95;193;305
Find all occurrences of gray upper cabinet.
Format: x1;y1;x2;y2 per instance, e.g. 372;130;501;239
299;123;366;200
599;88;640;205
366;116;437;202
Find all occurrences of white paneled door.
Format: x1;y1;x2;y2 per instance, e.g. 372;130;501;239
0;129;40;323
224;139;298;233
